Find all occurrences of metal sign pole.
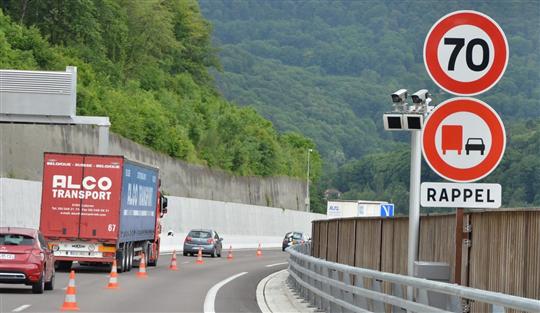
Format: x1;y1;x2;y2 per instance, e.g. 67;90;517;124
407;130;422;280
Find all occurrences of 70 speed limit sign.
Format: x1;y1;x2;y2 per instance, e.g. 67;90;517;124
424;10;509;96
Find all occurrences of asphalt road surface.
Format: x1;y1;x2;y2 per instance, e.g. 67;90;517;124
0;249;289;312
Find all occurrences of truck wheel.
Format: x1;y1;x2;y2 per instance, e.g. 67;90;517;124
116;249;125;273
148;243;158;267
127;244;133;271
56;261;72;271
32;271;45;294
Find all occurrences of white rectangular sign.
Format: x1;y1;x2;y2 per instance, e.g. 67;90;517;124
421;182;501;208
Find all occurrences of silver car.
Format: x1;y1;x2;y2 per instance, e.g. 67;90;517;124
183;229;223;257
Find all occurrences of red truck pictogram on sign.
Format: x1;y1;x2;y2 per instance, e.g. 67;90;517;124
442;125;463;155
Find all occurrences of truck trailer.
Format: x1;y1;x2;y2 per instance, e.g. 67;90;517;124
39;153;168;273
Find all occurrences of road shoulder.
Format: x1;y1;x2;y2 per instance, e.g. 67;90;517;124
257;269;316;313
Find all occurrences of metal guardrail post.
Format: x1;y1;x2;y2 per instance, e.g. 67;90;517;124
343;273;354;313
322;266;331;311
315;263;323;310
391;283;406;313
353;274;369;310
372;279;385;312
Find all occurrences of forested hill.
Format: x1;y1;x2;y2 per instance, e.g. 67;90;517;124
200;0;540;168
0;0;322;180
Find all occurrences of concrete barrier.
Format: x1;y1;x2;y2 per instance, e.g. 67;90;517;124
0;178;324;251
0;123;306;210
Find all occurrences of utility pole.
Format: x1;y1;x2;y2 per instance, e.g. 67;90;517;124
306;148;313;212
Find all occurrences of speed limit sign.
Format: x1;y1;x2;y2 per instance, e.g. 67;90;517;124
424;10;509;96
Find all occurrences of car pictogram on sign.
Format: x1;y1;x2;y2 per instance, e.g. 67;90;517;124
465;138;485;155
423;10;509;96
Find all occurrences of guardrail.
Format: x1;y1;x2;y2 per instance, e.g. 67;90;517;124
287;243;540;313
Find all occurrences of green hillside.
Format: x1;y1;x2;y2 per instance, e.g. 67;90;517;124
200;0;540;212
0;0;322;181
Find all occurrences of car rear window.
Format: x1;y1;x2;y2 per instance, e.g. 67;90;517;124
0;234;35;246
292;233;303;239
188;231;211;239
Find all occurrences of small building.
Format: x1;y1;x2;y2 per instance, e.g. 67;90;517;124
326;200;389;219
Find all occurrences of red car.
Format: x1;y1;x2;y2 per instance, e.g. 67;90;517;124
0;227;55;293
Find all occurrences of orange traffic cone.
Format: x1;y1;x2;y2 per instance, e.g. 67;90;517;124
256;243;262;257
196;247;204;264
61;270;80;311
227;245;233;260
137;252;148;278
169;250;178;271
106;260;119;289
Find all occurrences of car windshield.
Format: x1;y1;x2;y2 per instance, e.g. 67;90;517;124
468;138;483;144
188;231;211;239
0;234;35;246
292;233;303;239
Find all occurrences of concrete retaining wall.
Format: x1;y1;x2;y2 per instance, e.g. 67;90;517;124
0;123;306;210
0;178;323;251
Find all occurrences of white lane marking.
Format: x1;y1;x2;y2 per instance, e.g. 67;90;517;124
12;304;31;312
203;272;248;313
183;261;189;264
265;262;288;268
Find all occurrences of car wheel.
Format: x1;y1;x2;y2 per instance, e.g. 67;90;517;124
32;271;45;294
44;269;54;291
183;251;188;256
211;249;216;258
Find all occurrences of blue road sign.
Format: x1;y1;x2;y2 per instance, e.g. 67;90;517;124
380;204;394;217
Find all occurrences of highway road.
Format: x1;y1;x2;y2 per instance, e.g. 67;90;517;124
0;249;288;312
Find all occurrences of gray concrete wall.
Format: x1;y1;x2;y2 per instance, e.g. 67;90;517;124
0;178;323;250
0;123;305;210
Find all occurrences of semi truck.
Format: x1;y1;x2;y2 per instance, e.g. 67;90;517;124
39;153;168;273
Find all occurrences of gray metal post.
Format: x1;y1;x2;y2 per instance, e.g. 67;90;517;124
407;130;422;294
306;148;312;212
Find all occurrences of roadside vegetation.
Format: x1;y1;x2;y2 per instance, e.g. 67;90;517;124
0;0;322;182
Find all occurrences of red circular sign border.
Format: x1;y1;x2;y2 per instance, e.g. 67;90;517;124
424;10;509;96
422;98;506;182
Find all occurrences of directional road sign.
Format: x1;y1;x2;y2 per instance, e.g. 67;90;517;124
380;203;394;217
424;10;508;96
422;97;506;183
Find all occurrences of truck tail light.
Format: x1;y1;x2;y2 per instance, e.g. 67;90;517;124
103;252;115;258
186;236;192;242
207;238;214;244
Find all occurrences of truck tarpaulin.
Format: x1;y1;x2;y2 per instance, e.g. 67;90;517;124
119;161;158;243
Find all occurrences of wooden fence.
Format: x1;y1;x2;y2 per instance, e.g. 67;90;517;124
311;209;540;305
